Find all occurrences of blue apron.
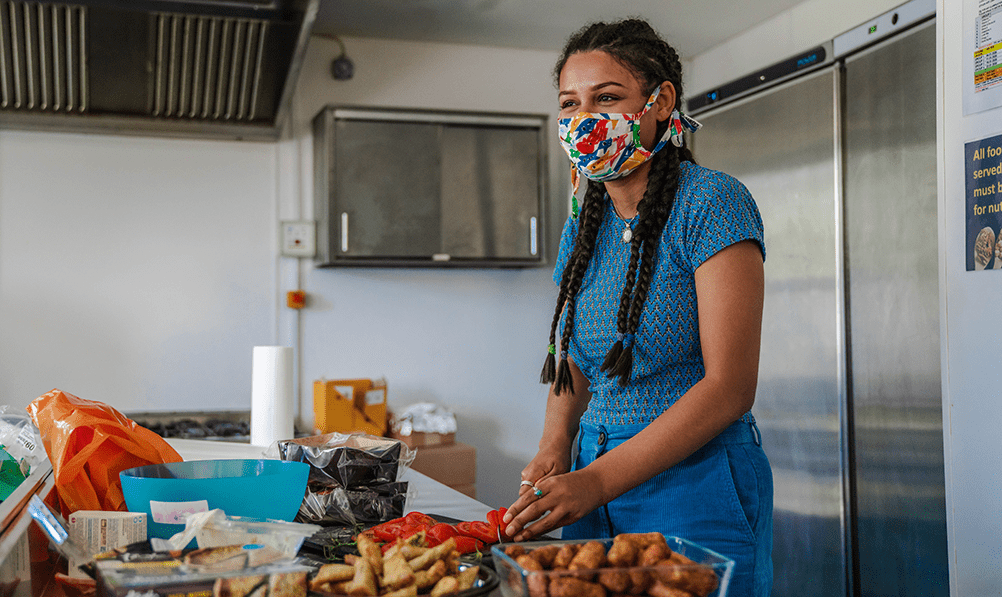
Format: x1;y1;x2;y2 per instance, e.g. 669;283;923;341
562;419;774;597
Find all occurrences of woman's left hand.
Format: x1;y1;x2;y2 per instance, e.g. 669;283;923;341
502;468;605;541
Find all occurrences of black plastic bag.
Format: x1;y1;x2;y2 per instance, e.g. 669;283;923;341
270;432;415;527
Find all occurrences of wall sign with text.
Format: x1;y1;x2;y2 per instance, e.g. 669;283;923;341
966;133;1002;270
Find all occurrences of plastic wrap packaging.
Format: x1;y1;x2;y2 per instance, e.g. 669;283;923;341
152;509;321;557
269;432;415;527
390;402;458;436
0;405;47;476
298;481;409;527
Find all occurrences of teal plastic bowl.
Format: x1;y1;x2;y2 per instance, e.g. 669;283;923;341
119;459;309;540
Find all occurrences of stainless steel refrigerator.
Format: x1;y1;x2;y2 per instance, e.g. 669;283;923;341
689;3;946;596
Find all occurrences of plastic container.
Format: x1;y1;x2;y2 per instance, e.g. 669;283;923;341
491;536;735;597
119;459;309;540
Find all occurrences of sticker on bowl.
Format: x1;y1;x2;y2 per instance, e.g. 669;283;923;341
150;500;209;524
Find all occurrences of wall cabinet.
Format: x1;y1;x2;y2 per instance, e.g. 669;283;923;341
312;106;547;267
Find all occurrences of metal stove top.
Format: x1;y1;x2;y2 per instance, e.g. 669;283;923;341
128;410;251;442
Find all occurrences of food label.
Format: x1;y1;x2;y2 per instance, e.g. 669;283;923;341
149;500;209;525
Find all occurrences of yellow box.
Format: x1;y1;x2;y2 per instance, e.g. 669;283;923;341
313;380;355;434
313;378;388;436
360;382;387;435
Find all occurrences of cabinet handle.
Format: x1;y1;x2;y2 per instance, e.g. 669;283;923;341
341;212;349;253
530;217;538;256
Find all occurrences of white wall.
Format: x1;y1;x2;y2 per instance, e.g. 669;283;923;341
939;1;1002;594
0;133;279;413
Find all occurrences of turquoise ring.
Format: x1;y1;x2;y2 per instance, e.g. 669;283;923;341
533;487;543;498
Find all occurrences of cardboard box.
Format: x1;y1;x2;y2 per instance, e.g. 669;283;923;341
450;483;477;499
68;511;147;579
313;378;387;436
388;430;455;448
409;442;476;487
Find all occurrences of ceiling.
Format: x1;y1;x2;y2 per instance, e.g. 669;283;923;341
314;0;808;58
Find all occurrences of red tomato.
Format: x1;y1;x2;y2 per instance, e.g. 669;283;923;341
453;535;485;554
425;523;459;547
455;520;497;544
367;519;409;543
486;507;509;540
403;512;437;528
371;527;398;543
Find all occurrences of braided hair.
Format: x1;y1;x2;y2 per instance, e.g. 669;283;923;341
541;19;696;395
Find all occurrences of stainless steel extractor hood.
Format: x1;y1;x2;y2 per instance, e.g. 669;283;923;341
0;0;318;140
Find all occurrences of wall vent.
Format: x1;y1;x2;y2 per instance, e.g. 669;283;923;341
0;0;317;140
152;13;269;121
0;2;87;113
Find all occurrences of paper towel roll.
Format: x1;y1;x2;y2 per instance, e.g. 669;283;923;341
250;346;295;447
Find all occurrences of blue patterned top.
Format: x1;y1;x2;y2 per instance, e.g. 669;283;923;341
554;161;765;426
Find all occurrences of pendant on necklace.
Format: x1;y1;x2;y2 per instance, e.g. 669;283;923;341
622;227;632;243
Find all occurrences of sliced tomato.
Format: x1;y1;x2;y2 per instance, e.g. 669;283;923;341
486;507;509;541
403;511;437;528
368;520;409;543
453;535;485;555
425;523;459;547
455;520;497;544
485;507;508;528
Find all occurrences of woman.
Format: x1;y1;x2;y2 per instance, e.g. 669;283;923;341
501;18;773;597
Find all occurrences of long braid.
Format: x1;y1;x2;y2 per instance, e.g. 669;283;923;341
540;203;591;384
597;145;673;379
554;183;606;394
599;200;643;374
605;149;678;385
542;17;695;392
541;181;606;393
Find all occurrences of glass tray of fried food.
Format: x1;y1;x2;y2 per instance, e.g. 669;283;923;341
491;532;735;597
308;532;499;597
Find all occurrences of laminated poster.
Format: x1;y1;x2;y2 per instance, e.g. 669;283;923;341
965;133;1002;270
965;0;1002;115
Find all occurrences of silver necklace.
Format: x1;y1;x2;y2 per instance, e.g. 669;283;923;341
611;202;636;243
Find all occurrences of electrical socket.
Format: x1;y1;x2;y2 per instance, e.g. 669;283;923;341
280;220;316;257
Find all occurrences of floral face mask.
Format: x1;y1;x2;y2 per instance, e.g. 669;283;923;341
558;85;701;189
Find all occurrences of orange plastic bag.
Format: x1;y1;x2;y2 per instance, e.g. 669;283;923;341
27;389;183;516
